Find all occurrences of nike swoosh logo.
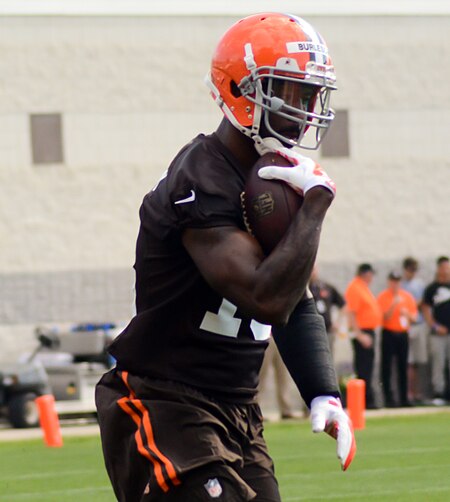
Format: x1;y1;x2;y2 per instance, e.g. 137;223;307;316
174;190;196;205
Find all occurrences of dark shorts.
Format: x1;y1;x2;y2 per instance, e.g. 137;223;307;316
95;369;281;501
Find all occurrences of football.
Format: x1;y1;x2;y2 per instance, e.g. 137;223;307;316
241;152;303;254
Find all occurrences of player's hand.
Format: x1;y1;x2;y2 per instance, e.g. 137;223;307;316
310;395;356;471
258;146;336;197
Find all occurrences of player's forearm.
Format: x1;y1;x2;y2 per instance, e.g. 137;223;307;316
272;298;340;407
182;189;332;326
252;188;333;324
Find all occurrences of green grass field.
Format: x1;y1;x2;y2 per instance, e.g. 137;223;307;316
1;412;449;501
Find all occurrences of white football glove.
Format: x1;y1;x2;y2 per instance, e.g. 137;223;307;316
258;145;336;197
310;396;356;471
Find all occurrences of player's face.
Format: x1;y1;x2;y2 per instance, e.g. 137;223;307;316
260;79;319;144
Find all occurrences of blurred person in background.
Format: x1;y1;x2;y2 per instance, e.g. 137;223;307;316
345;263;382;409
309;264;346;356
258;337;304;420
378;271;417;407
400;257;428;404
422;256;450;406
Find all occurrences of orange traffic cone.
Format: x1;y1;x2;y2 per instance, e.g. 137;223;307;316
346;379;366;430
35;394;63;447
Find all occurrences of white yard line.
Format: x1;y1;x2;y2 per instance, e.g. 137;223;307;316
284;484;450;501
0;469;94;482
0;486;112;501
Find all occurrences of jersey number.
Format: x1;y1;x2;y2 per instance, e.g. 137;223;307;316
200;298;271;341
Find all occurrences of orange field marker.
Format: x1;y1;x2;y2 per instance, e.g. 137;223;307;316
35;394;63;447
346;379;366;430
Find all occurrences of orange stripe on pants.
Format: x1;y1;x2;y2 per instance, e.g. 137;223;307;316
117;371;181;493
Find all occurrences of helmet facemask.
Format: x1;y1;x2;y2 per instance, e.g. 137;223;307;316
238;60;336;150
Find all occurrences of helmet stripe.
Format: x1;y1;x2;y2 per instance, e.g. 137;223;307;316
288;14;327;64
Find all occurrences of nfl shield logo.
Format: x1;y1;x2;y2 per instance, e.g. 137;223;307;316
204;478;223;498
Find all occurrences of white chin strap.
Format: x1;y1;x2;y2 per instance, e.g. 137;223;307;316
253;136;284;156
244;43;263;140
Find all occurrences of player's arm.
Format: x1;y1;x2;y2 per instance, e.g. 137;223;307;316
182;186;332;325
271;299;355;471
271;298;339;405
183;153;356;470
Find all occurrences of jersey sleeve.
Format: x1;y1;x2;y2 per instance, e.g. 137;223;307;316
173;187;241;230
167;141;244;231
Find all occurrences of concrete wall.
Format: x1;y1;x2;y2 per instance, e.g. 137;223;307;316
0;12;449;358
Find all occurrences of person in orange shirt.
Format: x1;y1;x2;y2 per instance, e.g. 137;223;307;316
378;271;418;407
345;263;382;409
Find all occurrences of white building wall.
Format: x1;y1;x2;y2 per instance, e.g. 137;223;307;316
0;10;449;357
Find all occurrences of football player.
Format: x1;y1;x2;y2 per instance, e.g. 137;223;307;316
96;12;355;502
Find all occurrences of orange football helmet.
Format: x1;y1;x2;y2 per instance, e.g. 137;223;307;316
205;12;337;150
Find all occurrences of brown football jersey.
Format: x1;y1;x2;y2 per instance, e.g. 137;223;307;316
109;134;271;402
